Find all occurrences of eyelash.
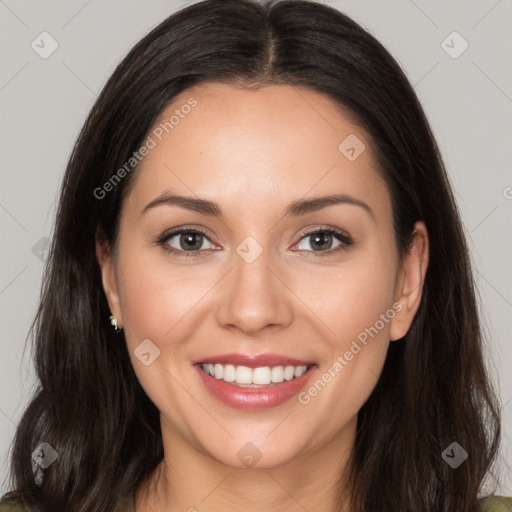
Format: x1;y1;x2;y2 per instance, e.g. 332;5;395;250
156;226;353;259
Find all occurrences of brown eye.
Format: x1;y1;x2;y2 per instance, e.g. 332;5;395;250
175;231;205;251
293;228;352;255
157;228;216;258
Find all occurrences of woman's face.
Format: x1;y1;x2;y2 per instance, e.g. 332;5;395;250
98;83;426;470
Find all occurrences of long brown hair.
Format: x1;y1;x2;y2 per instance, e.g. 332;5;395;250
1;1;501;510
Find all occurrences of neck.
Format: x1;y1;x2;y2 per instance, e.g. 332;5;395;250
135;415;356;512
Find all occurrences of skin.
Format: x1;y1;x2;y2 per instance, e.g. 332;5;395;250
96;83;429;512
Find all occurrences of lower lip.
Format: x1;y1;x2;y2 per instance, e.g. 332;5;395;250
195;365;317;410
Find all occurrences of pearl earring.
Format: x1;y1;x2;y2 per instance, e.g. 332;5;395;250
109;315;122;333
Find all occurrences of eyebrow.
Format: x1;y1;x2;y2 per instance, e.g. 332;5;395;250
140;192;374;220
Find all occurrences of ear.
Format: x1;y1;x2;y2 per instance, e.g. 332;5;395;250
389;221;429;341
96;237;123;328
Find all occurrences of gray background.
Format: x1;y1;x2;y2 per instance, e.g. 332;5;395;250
1;0;511;497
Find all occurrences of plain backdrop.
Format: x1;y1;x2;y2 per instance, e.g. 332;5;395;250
1;0;511;498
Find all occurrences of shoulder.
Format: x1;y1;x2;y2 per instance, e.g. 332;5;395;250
0;499;33;511
480;496;512;512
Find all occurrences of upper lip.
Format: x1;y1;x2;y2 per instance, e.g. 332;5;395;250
194;353;315;368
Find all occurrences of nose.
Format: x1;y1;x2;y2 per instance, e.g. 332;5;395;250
215;241;294;336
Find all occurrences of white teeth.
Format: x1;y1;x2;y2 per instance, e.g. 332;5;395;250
201;363;310;386
271;366;285;383
253;366;271;385
295;366;307;377
284;366;295;380
235;365;253;384
214;364;223;380
223;364;236;382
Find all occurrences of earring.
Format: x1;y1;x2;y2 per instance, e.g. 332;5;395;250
109;314;122;333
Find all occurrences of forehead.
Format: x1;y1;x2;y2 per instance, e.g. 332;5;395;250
124;83;390;218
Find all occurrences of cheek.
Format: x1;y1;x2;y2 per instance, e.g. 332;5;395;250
116;244;212;345
299;249;398;346
296;247;397;413
117;255;169;344
115;249;204;412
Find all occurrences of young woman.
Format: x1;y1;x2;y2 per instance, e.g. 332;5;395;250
1;0;509;510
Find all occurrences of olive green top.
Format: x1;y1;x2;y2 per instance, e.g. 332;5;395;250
481;496;512;511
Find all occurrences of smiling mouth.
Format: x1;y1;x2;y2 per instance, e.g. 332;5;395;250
198;363;315;387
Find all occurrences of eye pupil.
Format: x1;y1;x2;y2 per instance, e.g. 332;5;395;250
181;232;202;250
310;233;333;251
